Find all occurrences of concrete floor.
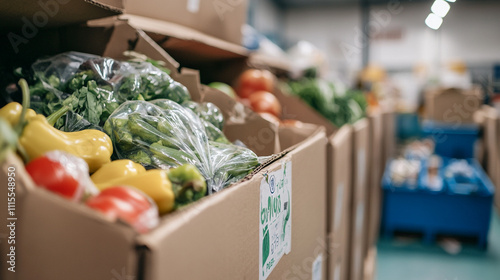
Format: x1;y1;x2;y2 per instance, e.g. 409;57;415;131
376;209;500;280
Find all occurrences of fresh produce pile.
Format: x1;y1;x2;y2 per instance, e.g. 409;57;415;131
286;76;367;128
0;52;262;233
209;68;366;128
209;69;299;126
104;99;258;192
25;52;190;130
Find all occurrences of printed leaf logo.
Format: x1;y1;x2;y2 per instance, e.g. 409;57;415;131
262;225;270;268
111;267;135;280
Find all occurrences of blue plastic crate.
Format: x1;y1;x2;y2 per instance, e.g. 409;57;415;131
421;120;479;159
396;113;421;140
381;158;494;248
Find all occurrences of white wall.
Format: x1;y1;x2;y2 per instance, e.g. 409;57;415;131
283;1;500;80
284;5;362;81
251;0;283;40
369;1;500;70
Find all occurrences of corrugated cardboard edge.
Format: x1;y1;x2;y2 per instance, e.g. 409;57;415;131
363;246;377;280
366;111;384;252
86;0;124;11
248;53;292;75
327;124;353;280
348;118;371;280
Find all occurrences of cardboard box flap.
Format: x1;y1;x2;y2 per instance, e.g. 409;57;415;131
120;14;248;61
0;0;122;30
86;17;181;71
123;0;247;45
279;123;324;151
68;19;204;103
248;53;292;76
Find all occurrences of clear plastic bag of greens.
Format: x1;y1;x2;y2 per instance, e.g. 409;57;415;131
104;99;259;193
181;101;229;143
29;51;190;129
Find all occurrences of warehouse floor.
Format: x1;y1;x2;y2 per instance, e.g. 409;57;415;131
376;209;500;280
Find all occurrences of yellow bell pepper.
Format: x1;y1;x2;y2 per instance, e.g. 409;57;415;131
0;101;113;173
91;160;175;214
0;102;36;126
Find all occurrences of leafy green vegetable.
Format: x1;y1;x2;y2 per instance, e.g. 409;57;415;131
286;78;367;127
25;52;191;131
181;101;229;143
105;100;259;192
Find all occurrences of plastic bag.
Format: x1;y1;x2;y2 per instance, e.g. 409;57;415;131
29;51;190;129
181;101;229;143
104;100;259;193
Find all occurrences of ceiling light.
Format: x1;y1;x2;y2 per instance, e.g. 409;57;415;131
431;0;451;18
425;13;443;30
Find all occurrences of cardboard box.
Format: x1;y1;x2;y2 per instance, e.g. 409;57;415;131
119;13;249;85
425;86;483;124
112;19;358;280
481;106;500;210
257;88;375;280
124;0;248;45
366;111;383;251
0;3;329;280
248;53;292;77
348;119;371;280
0;124;328;280
327;125;353;280
381;110;396;167
0;0;122;30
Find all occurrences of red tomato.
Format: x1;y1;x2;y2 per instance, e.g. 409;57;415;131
25;156;81;201
86;195;137;221
86;186;158;233
97;186;152;213
248;91;282;118
236;69;275;98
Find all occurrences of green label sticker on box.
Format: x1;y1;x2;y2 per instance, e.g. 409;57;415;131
259;161;292;280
